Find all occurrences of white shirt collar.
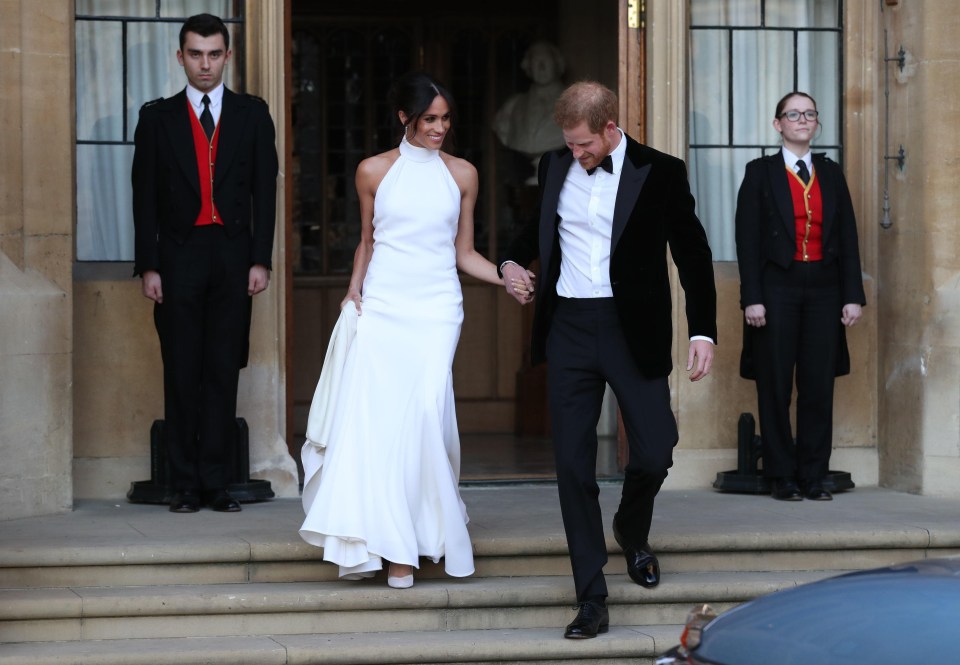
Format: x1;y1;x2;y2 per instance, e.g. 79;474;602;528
781;145;812;174
186;83;224;110
608;128;627;173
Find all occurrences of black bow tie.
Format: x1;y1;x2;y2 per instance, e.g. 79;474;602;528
587;155;614;175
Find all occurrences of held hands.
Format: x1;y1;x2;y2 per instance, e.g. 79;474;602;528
502;262;536;305
687;339;714;382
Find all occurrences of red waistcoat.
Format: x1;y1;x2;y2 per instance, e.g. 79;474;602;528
787;166;823;262
188;99;222;226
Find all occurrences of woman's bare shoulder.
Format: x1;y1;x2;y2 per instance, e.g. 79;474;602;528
440;153;478;188
356;148;401;191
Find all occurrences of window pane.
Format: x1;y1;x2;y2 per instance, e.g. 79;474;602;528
690;0;760;26
75;0;156;17
76;21;124;142
76;144;136;261
690;29;729;145
766;0;840;28
690;147;760;261
798;31;840;146
732;30;793;145
160;0;238;18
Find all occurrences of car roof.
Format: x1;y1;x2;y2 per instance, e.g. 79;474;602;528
694;556;960;665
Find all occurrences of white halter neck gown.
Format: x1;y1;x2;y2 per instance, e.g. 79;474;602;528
300;136;474;579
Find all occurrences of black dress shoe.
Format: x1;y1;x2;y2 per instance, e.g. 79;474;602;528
771;478;802;501
613;519;660;588
169;491;200;513
802;480;833;501
207;490;241;512
564;600;609;639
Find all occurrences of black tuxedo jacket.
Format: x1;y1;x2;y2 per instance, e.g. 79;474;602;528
734;152;866;379
734;153;866;309
503;135;717;379
132;87;278;276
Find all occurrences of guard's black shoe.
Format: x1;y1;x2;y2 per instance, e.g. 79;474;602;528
208;490;241;512
169;491;200;513
771;478;802;501
802;479;833;501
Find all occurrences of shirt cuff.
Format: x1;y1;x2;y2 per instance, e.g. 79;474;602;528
690;335;715;345
498;260;518;279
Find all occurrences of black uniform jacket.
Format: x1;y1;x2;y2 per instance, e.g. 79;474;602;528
735;152;866;378
131;87;278;277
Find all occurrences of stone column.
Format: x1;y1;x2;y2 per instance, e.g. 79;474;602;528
0;0;74;519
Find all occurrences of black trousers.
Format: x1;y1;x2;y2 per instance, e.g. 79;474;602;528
546;297;678;602
754;260;841;483
154;225;251;493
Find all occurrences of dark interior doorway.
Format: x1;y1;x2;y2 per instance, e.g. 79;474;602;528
288;0;621;482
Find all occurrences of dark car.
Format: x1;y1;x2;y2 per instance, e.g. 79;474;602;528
658;556;960;665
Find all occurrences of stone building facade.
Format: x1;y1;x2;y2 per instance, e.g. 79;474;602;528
2;0;957;521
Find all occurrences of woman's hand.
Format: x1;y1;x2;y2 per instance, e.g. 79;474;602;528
341;290;362;315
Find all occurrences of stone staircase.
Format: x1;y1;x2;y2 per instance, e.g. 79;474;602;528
2;487;959;664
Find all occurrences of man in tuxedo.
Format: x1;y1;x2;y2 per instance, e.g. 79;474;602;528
132;13;278;513
500;82;716;638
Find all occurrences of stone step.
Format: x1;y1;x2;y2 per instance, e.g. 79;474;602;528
0;571;830;643
4;490;960;664
0;625;682;665
0;535;940;590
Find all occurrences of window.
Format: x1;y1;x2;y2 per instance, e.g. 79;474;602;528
688;0;843;261
74;0;244;262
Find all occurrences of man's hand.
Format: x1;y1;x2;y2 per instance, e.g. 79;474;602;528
744;303;766;327
686;339;714;382
248;265;270;296
141;270;163;303
502;262;535;305
841;303;862;327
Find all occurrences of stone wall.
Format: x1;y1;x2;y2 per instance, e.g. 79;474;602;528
878;1;960;495
0;1;75;520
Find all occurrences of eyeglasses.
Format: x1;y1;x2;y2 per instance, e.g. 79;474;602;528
779;110;819;122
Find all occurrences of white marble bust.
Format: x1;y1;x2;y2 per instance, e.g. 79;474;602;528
493;41;567;176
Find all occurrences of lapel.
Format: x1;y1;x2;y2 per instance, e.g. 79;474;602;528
214;87;244;187
161;89;201;197
539;149;574;265
611;136;651;252
766;154;795;238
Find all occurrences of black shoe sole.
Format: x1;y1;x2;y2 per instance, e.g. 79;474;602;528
564;624;609;639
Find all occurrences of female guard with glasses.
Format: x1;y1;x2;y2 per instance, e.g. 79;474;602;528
734;91;866;502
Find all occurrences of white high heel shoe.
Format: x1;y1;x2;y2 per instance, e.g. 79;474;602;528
387;564;414;589
387;573;414;589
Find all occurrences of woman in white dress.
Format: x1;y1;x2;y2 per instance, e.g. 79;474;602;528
300;72;533;588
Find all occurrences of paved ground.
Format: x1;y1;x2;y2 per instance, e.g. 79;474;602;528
3;485;959;557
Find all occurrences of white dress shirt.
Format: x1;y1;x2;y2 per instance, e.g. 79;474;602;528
186;83;224;127
781;145;812;179
555;129;628;299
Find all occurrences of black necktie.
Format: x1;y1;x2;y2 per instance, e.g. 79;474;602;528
200;94;215;141
587;155;614;176
796;159;810;184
